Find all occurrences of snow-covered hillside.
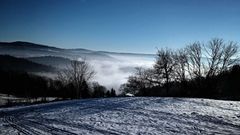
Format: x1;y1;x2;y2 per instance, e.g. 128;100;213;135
0;97;240;134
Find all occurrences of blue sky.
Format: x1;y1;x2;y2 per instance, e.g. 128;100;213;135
0;0;240;53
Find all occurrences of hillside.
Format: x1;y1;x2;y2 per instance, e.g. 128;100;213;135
0;97;240;134
0;41;61;50
0;41;64;58
0;55;55;73
0;41;114;60
27;56;72;69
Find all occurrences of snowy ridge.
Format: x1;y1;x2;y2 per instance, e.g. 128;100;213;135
0;97;240;134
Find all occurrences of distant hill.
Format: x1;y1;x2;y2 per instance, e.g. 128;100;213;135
98;51;154;57
0;41;68;58
0;55;55;73
27;56;72;69
0;41;114;60
0;41;61;50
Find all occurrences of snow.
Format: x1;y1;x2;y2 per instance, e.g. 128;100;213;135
125;93;134;97
0;97;240;134
0;94;59;106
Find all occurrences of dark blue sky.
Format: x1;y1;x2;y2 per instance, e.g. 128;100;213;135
0;0;240;53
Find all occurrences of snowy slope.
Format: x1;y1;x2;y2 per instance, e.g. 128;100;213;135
0;97;240;135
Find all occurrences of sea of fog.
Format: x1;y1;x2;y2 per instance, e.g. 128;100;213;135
87;54;155;93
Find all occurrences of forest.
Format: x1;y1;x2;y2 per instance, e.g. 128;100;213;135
121;38;240;100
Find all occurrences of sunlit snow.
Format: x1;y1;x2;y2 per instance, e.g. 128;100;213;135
1;97;240;134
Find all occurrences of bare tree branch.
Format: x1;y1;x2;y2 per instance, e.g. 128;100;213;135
56;59;95;98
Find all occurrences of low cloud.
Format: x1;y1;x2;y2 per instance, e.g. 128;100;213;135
88;54;155;93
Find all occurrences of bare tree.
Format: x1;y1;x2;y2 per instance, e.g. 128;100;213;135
124;67;149;95
121;67;160;95
173;49;188;82
57;59;95;98
143;68;163;87
125;75;143;95
122;38;239;97
203;38;239;77
204;38;224;77
186;42;203;79
221;41;239;71
154;48;176;93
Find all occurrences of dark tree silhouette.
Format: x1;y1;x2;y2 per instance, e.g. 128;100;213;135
173;49;188;82
186;42;203;79
92;82;106;98
122;38;240;100
110;88;116;97
57;59;95;98
154;48;176;94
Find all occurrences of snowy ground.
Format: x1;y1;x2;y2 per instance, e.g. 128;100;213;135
0;94;58;106
0;97;240;135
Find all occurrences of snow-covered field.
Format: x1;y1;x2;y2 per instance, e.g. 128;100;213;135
0;94;58;106
0;97;240;135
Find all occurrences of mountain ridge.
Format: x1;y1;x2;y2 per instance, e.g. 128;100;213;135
0;41;155;56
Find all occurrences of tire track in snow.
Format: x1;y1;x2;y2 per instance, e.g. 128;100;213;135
28;117;123;135
1;97;240;134
3;115;77;135
3;116;43;135
0;98;135;135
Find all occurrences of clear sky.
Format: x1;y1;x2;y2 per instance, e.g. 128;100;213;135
0;0;240;53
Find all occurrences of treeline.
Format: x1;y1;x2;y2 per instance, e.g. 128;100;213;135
121;38;240;100
0;61;116;99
